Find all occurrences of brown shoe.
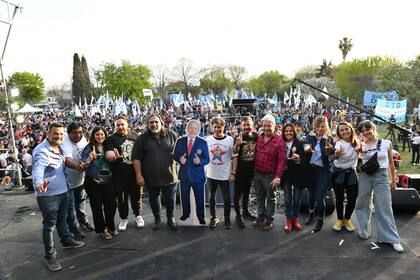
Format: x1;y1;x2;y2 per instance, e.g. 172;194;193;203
253;218;264;227
263;222;273;231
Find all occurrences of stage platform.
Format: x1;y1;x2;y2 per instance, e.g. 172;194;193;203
0;192;419;280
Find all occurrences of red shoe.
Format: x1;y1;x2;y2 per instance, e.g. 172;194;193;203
284;219;292;233
292;217;302;230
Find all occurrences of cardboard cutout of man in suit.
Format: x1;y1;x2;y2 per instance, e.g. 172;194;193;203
173;120;210;224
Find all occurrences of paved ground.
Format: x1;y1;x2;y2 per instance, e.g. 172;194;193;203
0;191;419;280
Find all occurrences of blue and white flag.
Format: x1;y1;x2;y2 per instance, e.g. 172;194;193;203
374;99;407;123
363;90;399;107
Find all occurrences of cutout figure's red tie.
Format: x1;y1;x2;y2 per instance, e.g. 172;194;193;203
188;138;193;156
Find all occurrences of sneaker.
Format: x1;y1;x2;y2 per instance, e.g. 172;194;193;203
209;217;219;229
236;216;245;228
119;219;128;231
45;257;62;271
109;229;119;236
344;219;355;232
333;220;343;231
72;228;86;240
392;243;404;253
135;216;145;228
80;221;95;232
224;218;231;229
62;238;85;249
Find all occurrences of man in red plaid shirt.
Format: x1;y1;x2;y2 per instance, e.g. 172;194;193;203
253;114;286;231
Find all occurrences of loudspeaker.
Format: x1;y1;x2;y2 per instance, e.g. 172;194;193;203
391;188;420;213
299;188;336;216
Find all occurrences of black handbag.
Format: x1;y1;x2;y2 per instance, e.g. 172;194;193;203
361;139;382;175
92;170;112;185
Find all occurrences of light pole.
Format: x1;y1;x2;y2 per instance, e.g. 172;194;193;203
0;1;22;188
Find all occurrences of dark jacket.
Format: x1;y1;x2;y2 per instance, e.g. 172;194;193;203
132;129;178;187
282;139;310;187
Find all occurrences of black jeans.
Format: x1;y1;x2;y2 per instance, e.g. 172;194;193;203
84;176;117;233
412;144;420;164
148;184;177;220
332;172;358;220
233;171;254;216
208;178;231;218
113;175;142;219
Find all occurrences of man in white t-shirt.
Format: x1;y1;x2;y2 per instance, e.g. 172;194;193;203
207;117;237;229
61;122;94;238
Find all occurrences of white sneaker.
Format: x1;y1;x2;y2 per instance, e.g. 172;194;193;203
135;215;145;228
118;219;128;231
392;243;404;253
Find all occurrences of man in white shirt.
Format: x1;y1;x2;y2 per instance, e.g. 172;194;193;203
206;117;237;229
61;122;94;238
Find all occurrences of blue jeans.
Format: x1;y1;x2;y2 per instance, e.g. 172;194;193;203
253;172;275;222
308;166;331;218
67;186;88;233
356;168;400;243
37;192;72;258
284;181;303;219
148;184;177;220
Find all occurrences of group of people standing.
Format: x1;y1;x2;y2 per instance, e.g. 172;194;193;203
32;113;404;272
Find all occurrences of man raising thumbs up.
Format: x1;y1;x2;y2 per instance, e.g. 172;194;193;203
173;120;210;225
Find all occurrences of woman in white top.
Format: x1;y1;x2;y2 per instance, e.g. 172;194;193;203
355;120;403;253
411;132;420;165
332;122;360;232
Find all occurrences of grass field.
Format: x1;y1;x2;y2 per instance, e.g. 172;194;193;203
377;125;420;175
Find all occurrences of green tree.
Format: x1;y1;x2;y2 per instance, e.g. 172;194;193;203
317;59;335;78
248;71;288;96
95;60;152;105
81;56;93;100
339;37;353;62
227;65;247;90
199;66;233;94
334;56;396;103
8;71;45;105
72;53;83;104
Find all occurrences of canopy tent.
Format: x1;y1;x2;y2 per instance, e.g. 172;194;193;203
14;103;43;113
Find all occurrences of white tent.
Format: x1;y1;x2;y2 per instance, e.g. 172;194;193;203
15;103;43;113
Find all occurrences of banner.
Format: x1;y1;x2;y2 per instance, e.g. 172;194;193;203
363;90;399;107
374;99;407;123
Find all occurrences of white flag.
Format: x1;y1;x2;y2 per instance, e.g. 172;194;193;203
322;86;329;100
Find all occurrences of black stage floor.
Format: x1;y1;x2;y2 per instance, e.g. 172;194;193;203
0;192;419;280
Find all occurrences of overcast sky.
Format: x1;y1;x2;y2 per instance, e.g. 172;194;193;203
2;0;420;89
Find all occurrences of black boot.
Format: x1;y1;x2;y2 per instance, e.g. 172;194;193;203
305;212;314;225
236;215;245;228
313;218;324;232
167;217;178;231
242;209;256;221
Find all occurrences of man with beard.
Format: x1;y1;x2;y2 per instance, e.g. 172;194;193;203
173;119;210;225
132;114;179;230
105;116;143;231
232;116;258;228
33;123;85;271
62;122;94;238
253;114;286;231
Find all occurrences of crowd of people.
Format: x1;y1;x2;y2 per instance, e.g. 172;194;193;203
1;101;420;272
